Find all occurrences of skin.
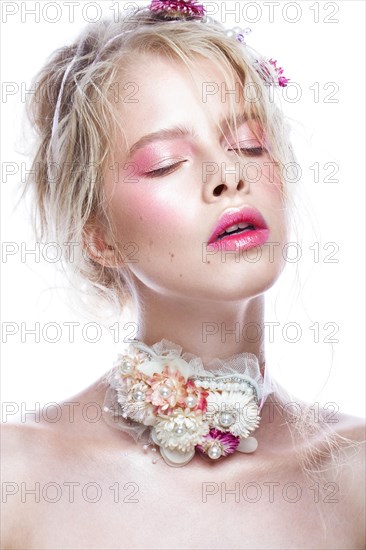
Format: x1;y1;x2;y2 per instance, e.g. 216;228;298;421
1;54;365;549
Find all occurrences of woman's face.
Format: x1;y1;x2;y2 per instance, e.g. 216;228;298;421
103;53;289;302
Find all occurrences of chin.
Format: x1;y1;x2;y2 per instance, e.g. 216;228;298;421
178;265;284;302
202;257;286;299
197;277;281;302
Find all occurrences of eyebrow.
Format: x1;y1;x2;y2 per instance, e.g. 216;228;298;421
125;112;251;159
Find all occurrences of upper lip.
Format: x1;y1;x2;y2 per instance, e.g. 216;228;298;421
208;206;268;244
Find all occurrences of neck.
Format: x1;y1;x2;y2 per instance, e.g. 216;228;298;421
132;287;266;374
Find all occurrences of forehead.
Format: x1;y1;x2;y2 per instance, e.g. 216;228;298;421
117;53;246;134
122;51;239;87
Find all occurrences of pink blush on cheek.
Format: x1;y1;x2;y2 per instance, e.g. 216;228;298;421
123;187;181;235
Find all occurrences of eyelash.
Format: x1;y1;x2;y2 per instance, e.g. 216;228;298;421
145;161;187;178
145;147;266;178
230;146;266;157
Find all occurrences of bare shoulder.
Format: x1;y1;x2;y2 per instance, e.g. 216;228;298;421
326;410;366;534
337;409;366;472
289;407;365;548
1;401;89;466
334;409;366;439
0;382;112;549
1;380;114;472
0;420;57;549
1;419;59;482
318;408;366;470
331;409;366;463
1;417;68;480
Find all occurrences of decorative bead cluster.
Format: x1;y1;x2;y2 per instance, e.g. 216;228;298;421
192;375;258;397
224;25;252;44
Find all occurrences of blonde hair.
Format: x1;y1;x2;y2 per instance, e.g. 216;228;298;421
21;6;362;538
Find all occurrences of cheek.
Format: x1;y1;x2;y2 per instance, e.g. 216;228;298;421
110;184;181;243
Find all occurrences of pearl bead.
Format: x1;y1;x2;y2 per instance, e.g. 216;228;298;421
219;412;235;427
132;389;145;402
121;361;133;373
174;425;186;437
158;384;171;398
207;443;222;460
185;395;198;408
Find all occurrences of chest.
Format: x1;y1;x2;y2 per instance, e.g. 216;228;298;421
19;457;357;549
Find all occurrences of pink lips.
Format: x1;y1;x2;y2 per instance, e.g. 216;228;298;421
207;207;270;252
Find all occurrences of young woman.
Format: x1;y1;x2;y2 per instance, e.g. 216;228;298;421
2;1;365;548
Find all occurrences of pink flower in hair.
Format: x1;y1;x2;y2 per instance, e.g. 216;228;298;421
278;75;290;87
253;57;290;88
268;58;290;87
149;0;206;18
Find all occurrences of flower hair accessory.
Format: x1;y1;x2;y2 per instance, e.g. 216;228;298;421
268;58;290;87
148;0;290;87
252;57;290;88
225;28;290;87
149;0;205;18
103;339;273;467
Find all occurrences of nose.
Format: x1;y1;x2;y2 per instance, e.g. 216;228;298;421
201;149;251;202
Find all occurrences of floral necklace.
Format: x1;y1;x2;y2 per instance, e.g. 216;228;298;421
102;339;273;467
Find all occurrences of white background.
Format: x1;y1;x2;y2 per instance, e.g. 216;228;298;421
1;1;365;419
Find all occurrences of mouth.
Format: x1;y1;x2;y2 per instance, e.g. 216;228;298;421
207;207;269;252
215;222;257;241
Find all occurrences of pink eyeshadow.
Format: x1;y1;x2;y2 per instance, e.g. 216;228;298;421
130;141;193;174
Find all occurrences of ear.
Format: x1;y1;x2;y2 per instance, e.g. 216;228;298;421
82;224;123;268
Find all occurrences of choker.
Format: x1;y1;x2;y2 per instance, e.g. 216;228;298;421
102;339;273;467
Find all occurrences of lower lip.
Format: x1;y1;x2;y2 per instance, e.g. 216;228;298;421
207;228;270;253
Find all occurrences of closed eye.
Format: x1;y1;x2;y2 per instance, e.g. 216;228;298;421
229;147;266;157
144;160;187;178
